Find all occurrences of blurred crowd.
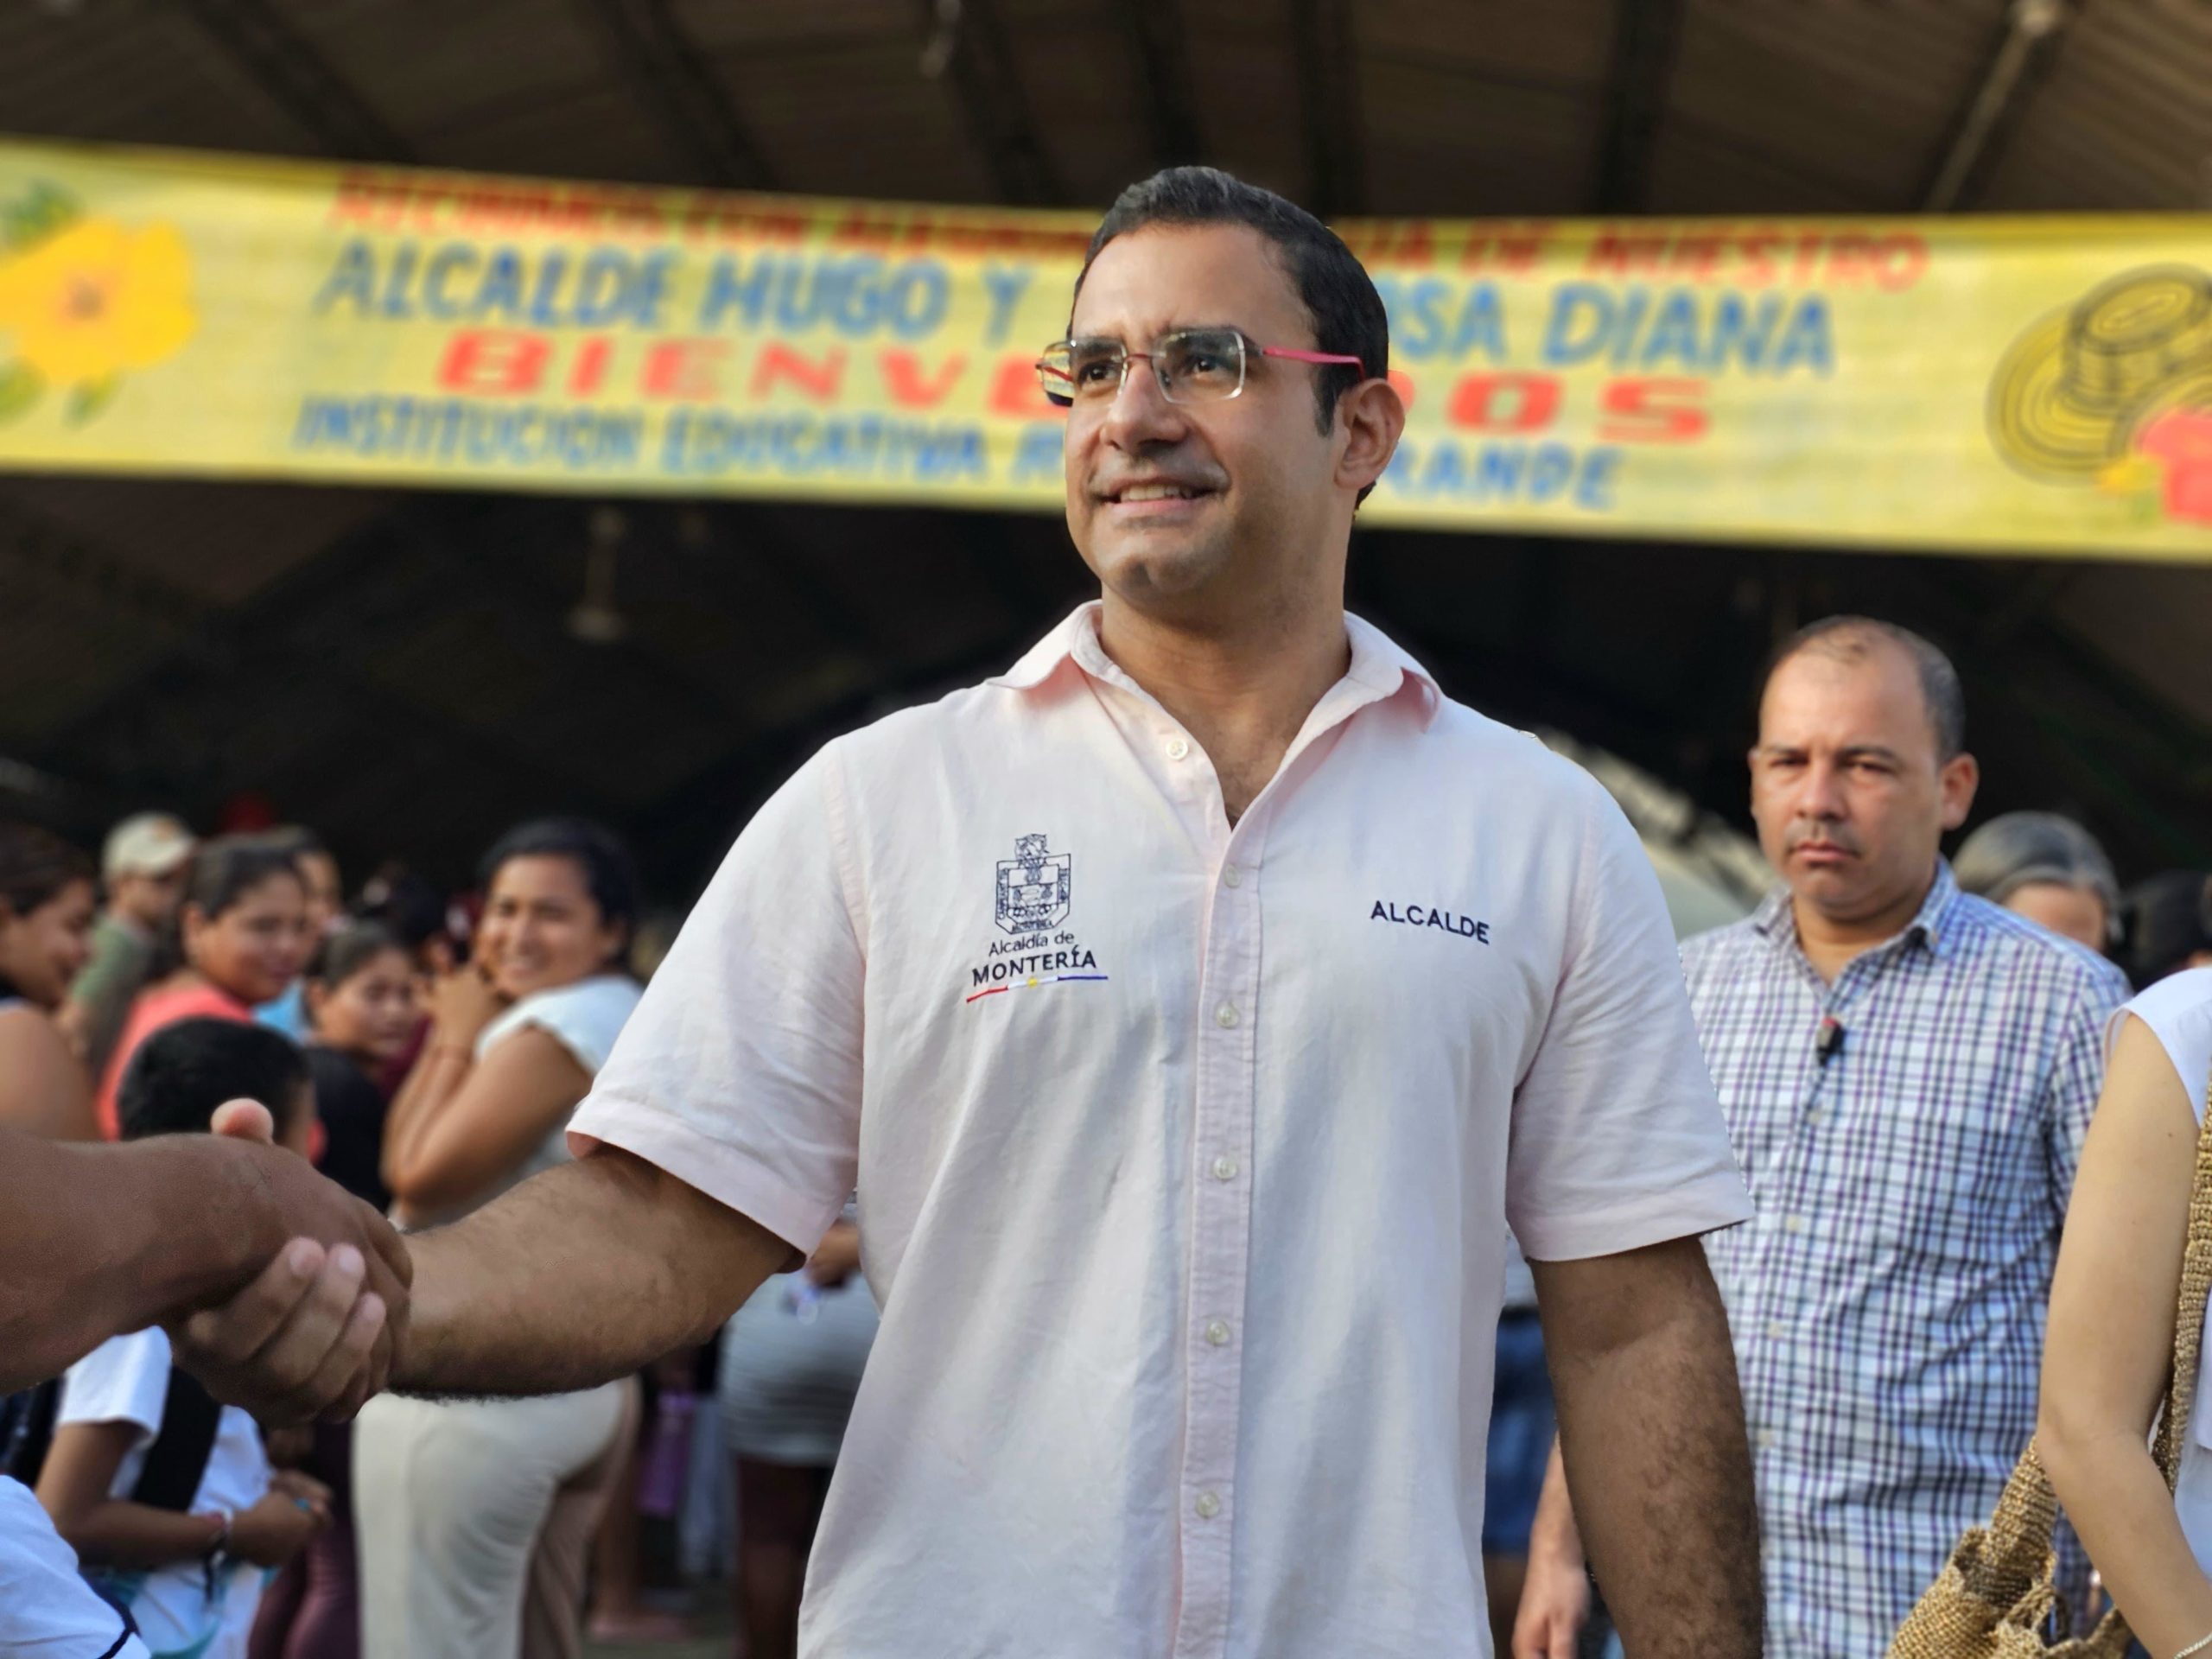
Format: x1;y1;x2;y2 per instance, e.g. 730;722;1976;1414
0;810;872;1659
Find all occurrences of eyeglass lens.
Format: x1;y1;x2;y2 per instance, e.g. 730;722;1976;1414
1039;328;1249;406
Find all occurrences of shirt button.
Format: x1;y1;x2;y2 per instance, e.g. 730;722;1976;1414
1782;1214;1808;1235
1215;1001;1240;1029
1803;1108;1825;1127
1756;1429;1777;1452
1194;1491;1221;1520
1165;735;1191;761
1222;864;1242;888
1764;1319;1788;1340
1211;1156;1239;1181
1205;1319;1231;1346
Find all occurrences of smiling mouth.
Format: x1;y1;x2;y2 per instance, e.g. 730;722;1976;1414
1099;482;1217;505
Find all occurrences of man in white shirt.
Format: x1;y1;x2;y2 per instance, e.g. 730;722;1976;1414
188;167;1762;1658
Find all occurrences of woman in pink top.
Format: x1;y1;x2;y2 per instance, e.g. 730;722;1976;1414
97;835;310;1139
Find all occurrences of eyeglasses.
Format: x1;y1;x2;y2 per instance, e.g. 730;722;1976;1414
1035;327;1364;409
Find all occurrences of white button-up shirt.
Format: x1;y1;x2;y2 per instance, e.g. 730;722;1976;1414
573;602;1751;1658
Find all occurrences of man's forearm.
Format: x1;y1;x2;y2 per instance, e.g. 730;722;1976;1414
0;1134;275;1390
395;1147;794;1398
1539;1240;1762;1658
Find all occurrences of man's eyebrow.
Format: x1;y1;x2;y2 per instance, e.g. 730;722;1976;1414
1836;745;1906;764
1062;322;1249;342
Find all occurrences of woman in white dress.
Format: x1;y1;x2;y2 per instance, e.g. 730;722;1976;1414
2042;964;2212;1655
355;818;646;1659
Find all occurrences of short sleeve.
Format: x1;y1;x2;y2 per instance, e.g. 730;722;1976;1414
484;979;641;1077
2043;960;2132;1214
1505;779;1753;1262
2111;965;2212;1128
58;1329;170;1449
569;747;864;1255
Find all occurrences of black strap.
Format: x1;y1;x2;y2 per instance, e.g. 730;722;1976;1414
91;1594;140;1659
126;1370;221;1514
0;1378;61;1489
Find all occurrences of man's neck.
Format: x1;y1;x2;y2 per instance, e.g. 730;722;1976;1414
1789;868;1936;984
1095;590;1351;823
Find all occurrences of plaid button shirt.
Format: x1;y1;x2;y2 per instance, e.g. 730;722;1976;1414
1686;861;2130;1656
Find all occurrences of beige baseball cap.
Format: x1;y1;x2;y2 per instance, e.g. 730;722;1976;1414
102;813;197;880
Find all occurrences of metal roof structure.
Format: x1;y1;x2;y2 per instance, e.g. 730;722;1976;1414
1;0;2209;893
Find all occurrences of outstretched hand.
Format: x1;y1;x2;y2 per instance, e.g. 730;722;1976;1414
165;1100;413;1425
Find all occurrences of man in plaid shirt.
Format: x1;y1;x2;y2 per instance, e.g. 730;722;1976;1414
1516;617;2130;1658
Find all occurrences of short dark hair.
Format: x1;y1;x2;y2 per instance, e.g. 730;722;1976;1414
1076;167;1389;499
356;864;452;957
118;1017;311;1143
1764;616;1967;760
149;834;308;980
2119;870;2212;988
307;918;405;990
0;822;92;921
182;835;308;923
479;818;642;967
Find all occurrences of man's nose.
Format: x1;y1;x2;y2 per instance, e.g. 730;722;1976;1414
1097;355;1189;449
1797;757;1849;818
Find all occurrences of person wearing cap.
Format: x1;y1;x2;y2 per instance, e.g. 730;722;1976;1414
1953;810;2121;955
60;812;196;1077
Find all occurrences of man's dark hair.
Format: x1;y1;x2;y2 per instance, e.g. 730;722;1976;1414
1763;616;1967;760
118;1017;311;1143
1076;167;1389;498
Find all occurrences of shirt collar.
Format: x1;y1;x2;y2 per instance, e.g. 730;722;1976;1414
1751;859;1963;962
987;601;1444;730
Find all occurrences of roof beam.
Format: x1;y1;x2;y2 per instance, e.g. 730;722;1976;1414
1918;0;2075;212
573;0;779;188
1120;0;1205;170
1291;0;1367;217
926;0;1065;205
1589;0;1687;213
175;0;412;161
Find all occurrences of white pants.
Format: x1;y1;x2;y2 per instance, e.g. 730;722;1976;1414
353;1381;630;1659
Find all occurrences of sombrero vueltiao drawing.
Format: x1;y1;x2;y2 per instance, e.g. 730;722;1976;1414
1986;264;2212;524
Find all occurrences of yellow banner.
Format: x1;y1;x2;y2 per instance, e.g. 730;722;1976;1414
1;138;2209;558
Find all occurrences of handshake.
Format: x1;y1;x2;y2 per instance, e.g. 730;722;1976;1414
168;1099;416;1424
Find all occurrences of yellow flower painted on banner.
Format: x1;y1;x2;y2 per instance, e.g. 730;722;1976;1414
0;217;195;387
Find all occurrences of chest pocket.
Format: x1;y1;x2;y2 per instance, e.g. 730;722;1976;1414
1828;1005;2045;1264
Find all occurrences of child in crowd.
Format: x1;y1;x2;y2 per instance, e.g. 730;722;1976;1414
302;920;416;1213
36;1019;332;1659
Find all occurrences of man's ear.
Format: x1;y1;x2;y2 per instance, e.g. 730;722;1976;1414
1335;378;1407;499
1938;751;1980;832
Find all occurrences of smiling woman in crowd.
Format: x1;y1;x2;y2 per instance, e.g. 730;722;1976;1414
0;823;98;1140
355;817;645;1659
